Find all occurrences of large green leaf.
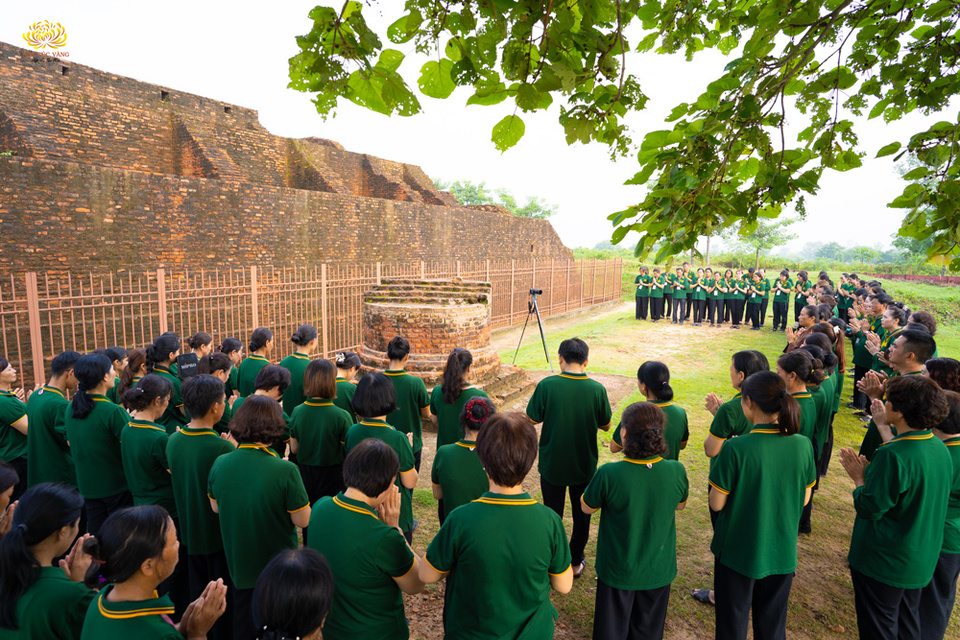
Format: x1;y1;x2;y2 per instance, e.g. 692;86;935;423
492;115;525;151
418;59;456;99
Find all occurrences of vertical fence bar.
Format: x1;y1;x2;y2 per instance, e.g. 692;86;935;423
250;266;259;329
486;259;490;283
25;272;45;388
321;263;329;358
376;262;382;286
156;269;168;335
510;260;516;323
602;259;608;302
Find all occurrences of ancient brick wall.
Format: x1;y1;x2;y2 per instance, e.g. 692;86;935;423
0;42;571;272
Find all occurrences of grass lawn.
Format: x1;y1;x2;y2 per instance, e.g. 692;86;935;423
406;296;960;639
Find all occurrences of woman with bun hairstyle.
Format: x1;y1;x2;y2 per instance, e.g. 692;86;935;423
64;353;131;536
333;351;361;424
708;371;815;639
703;350;769;477
117;348;147;403
238;329;273;398
80;505;227;640
217;338;244;398
432;396;496;525
0;483;92;638
171;333;214;378
197;353;239;433
279;325;318;416
252;547;333;640
146;333;186;433
611;361;688;461
430;348;490;450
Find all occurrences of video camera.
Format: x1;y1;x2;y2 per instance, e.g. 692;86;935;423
530;288;543;295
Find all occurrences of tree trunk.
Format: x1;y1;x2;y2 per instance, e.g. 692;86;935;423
705;235;711;265
755;248;761;270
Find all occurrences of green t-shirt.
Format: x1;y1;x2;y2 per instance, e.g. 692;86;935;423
150;366;186;433
26;385;75;487
634;274;651;298
0;390;28;463
832;367;844;414
649;275;664;298
105;377;121;404
792;391;817;445
333;377;357;424
708;276;724;300
582;457;688;590
307;493;414;640
225;366;240;397
723;278;737;300
773;278;793;304
229;395;291;457
289;399;352;466
809;379;834;451
431;439;489;519
746;279;762;303
761;278;771;299
344;419;416;532
709;426;817;579
166;426;235;556
425;492;572;640
848;430;952;588
384;370;430;454
943;437;960;554
690;276;706;301
207;444;309;589
79;586;180;640
670;274;687;299
613;401;689;461
0;566;93;640
429;385;489;449
280;352;311;416
852;316;881;369
64;394;129;499
526;372;612;486
795;280;811;303
707;393;752;470
237;354;270;398
120;418;176;518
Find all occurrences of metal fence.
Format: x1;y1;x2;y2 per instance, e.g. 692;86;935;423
0;258;623;390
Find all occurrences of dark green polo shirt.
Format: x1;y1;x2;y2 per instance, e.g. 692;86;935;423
708;276;723;300
832;367;843;414
237;354;270;397
649;275;664;298
852;317;882;369
26;385;76;487
0;390;27;463
612;401;689;461
289;399;352;466
671;274;687;299
425;492;572;640
429;385;489;449
709;426;816;578
333;377;357;424
690;276;706;301
527;372;612;486
207;444;309;589
80;586;180;640
307;492;414;640
280;352;311;416
120;418;176;518
943;436;960;554
773;278;793;304
792;391;817;445
431;439;489;519
151;365;185;433
345;419;416;532
635;274;651;297
0;566;93;640
860;370;923;461
166;426;234;556
225;366;240;397
105;377;120;404
810;378;834;452
64;394;129;499
583;457;688;590
707;393;752;470
723;278;737;300
795;280;811;304
849;430;952;588
385;370;430;454
761;278;771;299
228;395;291;457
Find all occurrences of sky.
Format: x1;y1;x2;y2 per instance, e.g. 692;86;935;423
0;1;945;254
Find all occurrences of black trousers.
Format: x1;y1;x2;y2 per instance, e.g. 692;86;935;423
694;299;706;324
234;587;256;640
794;300;804;322
85;490;133;536
746;302;760;328
7;456;26;501
919;552;960;640
188;549;234;640
672;297;687;322
852;364;870;410
541;478;591;566
819;415;835;477
731;299;744;326
593;578;670;640
772;301;788;330
635;297;648;320
707;299;718;324
851;568;921;640
300;463;344;545
663;294;673;317
685;296;693;319
715;560;794;640
759;298;769;325
723;299;731;322
650;298;664;321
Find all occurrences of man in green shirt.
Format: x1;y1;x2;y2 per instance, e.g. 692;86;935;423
384;335;432;471
308;438;424;640
840;376;952;640
526;338;611;577
26;350;80;489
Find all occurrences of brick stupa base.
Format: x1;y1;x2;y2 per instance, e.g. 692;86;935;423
359;278;533;405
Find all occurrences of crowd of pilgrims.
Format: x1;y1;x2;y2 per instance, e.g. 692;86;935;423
0;268;956;640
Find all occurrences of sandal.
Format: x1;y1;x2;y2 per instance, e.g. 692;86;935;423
691;589;715;606
573;560;587;579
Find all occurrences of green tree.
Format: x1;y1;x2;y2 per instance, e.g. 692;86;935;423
847;246;882;263
434;179;557;218
816;242;845;261
723;218;798;269
289;1;960;268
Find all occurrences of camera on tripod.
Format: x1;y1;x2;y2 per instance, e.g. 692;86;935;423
529;288;543;295
514;286;553;371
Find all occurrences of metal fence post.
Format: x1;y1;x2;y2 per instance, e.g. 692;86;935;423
510;260;516;323
376;262;382;286
321;263;329;358
250;266;259;329
24;272;45;388
156;269;168;335
486;259;490;283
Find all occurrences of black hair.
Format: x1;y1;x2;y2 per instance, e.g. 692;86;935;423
441;348;473;404
249;328;273;354
854;287;868;298
230;395;287;444
897;329;937;365
118;348;146;400
83;505;171;588
290;325;318;347
386;335;410;362
620;402;667;459
731;350;769;380
558;337;589;365
121;374;173;412
0;461;17;496
303;359;337;400
187;332;213;351
50;350;82;378
342;438;399;496
334;351;362;370
797;270;808;281
870;292;894;307
146;332;180;371
637;361;673;402
0;483;85;630
779;269;790;278
740;371;801;436
253;548;334;640
797;345;829;385
778;350;816;386
886;302;910;326
254;365;291;395
351;372;397;418
197;352;232;376
816;304;833;321
218;337;243;356
801;334;838;374
70;353;113;419
925;358;960;393
909;310;937;336
105;347;128;364
182;375;226;419
937;391;960;436
459;396;496;434
886;375;949;431
801;305;819;321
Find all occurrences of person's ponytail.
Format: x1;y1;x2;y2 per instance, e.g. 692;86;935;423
778;391;801;436
637;361;673;402
70;353;112;419
442;348;473;404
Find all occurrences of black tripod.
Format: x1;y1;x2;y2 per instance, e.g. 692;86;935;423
513;288;553;371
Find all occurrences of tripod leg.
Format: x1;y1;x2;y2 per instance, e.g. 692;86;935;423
533;300;553;371
513;304;535;364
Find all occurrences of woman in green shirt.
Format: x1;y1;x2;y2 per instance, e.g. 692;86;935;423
280;324;318;416
197;353;238;433
0;358;28;500
430;348;489;450
708;371;815;640
649;268;665;322
238;328;274;398
252;547;333;640
691;267;706;326
634;266;651;321
704;268;722;327
432;396;495;525
80;505;227;640
217;338;244;398
117;348;147;406
146;333;186;433
0;483;92;639
794;270;810;322
611;361;689;461
333;352;361;424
